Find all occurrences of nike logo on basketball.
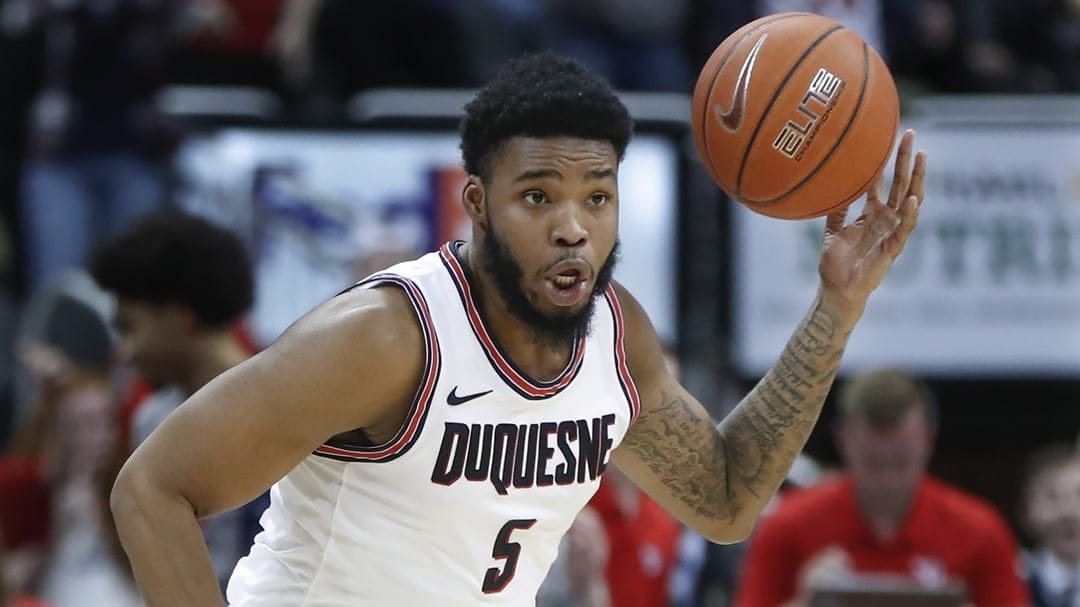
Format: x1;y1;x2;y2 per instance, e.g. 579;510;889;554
447;387;492;406
714;33;768;132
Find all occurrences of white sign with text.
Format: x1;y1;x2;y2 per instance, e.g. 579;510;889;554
733;123;1080;376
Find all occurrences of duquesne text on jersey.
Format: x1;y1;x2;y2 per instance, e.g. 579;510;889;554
431;414;617;495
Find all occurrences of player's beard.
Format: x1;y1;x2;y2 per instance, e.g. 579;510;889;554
480;223;619;351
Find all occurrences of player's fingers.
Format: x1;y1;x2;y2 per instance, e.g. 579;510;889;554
909;150;928;207
896;193;919;234
866;173;885;205
855;176;885;226
885;195;920;256
854;197;899;257
825;205;848;235
888;130;915;209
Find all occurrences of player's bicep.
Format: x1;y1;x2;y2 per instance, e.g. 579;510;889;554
118;288;424;519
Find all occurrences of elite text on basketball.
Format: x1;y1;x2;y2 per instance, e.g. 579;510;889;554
772;67;845;160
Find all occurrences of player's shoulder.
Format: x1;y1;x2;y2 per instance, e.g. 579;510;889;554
277;282;424;365
252;282;427;426
923;477;1013;534
607;281;667;383
607;280;643;317
607;281;661;345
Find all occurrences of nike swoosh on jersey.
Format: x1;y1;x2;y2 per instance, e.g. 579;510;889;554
446;387;493;406
714;33;768;132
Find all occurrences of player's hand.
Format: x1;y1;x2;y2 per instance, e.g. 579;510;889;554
817;129;927;316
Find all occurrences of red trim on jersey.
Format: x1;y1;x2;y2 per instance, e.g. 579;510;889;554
438;242;585;400
313;275;440;462
605;285;641;422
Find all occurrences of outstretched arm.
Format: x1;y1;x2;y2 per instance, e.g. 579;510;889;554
612;130;926;543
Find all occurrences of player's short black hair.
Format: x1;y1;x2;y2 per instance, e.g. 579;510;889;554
89;210;254;328
460;52;633;182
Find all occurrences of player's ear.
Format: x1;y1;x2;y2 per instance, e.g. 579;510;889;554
162;303;198;335
463;176;487;228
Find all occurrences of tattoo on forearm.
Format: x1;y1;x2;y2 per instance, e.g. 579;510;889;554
622;391;737;520
621;297;852;526
727;298;848;497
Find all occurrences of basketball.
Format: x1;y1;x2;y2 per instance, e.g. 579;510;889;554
691;12;900;220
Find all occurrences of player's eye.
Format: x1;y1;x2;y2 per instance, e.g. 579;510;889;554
524;191;547;205
587;193;610;206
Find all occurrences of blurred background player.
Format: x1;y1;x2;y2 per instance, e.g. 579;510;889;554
88;209;260;593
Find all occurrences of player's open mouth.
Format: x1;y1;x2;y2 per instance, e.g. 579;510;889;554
544;261;591;307
552;271;580;288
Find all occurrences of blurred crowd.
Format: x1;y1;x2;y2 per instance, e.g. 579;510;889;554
0;1;1078;607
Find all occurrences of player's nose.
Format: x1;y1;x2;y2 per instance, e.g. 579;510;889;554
550;203;587;248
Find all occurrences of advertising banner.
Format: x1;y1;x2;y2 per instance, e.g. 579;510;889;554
733;123;1080;376
176;130;679;347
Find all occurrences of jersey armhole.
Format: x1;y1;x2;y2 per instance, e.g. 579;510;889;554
313;274;442;463
604;285;642;425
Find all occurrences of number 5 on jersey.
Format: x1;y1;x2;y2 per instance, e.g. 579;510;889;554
482;519;537;594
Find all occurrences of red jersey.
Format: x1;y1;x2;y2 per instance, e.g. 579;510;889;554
0;457;49;549
734;474;1030;607
589;479;682;607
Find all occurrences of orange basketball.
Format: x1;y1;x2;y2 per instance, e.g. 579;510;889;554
691;12;899;220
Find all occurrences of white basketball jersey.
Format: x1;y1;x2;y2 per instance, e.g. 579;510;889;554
227;242;641;606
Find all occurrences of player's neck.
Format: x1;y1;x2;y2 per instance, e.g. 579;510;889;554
462;242;576;382
181;332;250;395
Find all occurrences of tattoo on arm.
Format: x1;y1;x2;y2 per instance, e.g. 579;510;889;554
622;298;852;526
621;390;737;520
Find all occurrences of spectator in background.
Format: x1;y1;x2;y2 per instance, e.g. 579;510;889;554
543;0;694;92
0;219;18;445
756;0;886;56
452;0;547;86
0;0;38;300
88;210;260;593
536;506;611;607
4;293;136;607
1020;445;1080;607
734;368;1030;607
169;0;286;89
0;457;50;606
14;0;181;292
997;0;1080;92
683;0;756;73
0;543;51;607
589;466;684;607
882;0;1025;94
270;0;469;118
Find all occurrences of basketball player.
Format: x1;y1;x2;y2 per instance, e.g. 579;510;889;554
110;52;926;606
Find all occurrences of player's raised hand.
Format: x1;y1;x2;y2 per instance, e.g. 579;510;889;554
817;129;927;314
